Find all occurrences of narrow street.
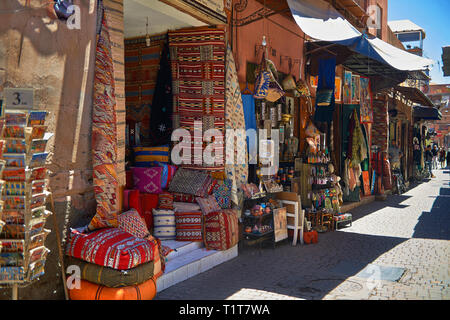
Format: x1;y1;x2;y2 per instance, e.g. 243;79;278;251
156;168;450;300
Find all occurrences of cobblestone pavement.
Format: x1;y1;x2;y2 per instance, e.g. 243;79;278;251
155;169;450;300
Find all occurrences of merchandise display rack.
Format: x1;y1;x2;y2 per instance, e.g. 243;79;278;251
0;108;53;298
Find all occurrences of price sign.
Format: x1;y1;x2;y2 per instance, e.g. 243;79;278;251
4;88;34;110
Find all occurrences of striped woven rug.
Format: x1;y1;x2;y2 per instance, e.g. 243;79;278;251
169;27;226;174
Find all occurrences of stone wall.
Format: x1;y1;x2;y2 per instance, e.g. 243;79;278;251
0;0;124;300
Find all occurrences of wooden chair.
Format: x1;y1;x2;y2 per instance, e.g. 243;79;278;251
276;192;304;246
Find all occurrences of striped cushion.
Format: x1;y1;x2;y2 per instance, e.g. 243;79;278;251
175;211;203;242
134;145;169;166
152;209;176;240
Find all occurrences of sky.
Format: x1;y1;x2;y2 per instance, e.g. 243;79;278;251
388;0;450;84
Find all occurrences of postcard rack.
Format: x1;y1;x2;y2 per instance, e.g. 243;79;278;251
0;109;53;292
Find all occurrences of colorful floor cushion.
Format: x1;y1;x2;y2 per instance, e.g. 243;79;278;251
213;179;232;209
140;193;159;230
132;167;163;194
134;145;169;166
196;195;221;215
203;209;239;251
158;192;174;210
66;228;155;270
66;256;154;288
152;209;176;240
118;208;150;239
173;201;200;212
146;235;164;278
175;211;203;242
168;168;212;197
68;277;157;300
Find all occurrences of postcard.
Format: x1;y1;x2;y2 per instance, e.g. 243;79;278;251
2;196;25;210
4;139;26;153
4;181;26;196
31;180;46;195
5;111;27;126
28;167;47;181
30;193;47;209
0;210;25;224
29;153;48;168
3;153;26;167
28;246;49;265
3;125;25;138
0;224;25;239
27;111;47;126
30;125;47;140
0;252;24;267
2;167;26;181
0;240;25;253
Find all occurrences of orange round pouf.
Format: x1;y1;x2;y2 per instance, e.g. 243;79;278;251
69;277;157;300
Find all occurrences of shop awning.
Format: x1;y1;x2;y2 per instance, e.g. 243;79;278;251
287;0;434;71
413;106;442;120
394;86;436;108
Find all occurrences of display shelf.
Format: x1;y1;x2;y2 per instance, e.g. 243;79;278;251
0;109;52;288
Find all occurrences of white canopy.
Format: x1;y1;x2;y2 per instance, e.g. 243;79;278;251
287;0;434;71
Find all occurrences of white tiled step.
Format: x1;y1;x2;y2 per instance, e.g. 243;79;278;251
161;240;203;262
156;245;238;293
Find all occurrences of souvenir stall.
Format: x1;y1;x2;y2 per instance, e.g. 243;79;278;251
0;100;53;299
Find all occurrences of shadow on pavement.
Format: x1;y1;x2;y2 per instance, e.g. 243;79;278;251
413;187;450;240
155;231;408;300
345;194;411;225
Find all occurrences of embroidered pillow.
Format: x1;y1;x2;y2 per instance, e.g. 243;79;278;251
152;209;176;240
168;168;211;197
196;195;221;215
213;179;232;209
158;192;174;210
134;145;169;166
118;208;150;239
175;211;203;242
172;192;196;203
132;167;163;194
173;202;201;213
158;164;177;189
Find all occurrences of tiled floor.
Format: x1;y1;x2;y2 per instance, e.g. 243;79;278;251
156;241;238;292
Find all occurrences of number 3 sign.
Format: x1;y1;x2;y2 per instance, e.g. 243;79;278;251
4;88;34;110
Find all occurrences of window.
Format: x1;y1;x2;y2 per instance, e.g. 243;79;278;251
376;5;383;39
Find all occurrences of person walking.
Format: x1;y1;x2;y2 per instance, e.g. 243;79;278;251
447;148;450;169
425;145;435;178
439;147;446;169
432;145;439;169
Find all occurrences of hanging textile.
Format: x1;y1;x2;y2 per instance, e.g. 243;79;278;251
242;93;257;164
125;36;164;145
314;57;336;123
169;27;226;173
225;45;248;204
149;39;173;146
88;3;119;230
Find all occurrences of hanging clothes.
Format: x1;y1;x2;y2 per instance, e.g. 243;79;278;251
314;57;336;123
242;93;257;164
149;38;173;146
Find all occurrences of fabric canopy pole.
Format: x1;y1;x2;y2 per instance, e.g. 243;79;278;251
88;0;120;230
287;0;433;71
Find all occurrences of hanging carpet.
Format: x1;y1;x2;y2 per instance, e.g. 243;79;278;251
88;4;119;230
168;27;226;173
225;45;248;204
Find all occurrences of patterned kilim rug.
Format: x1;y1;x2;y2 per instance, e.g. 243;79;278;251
225;45;248;204
125;37;165;145
88;6;119;230
169;27;226;174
